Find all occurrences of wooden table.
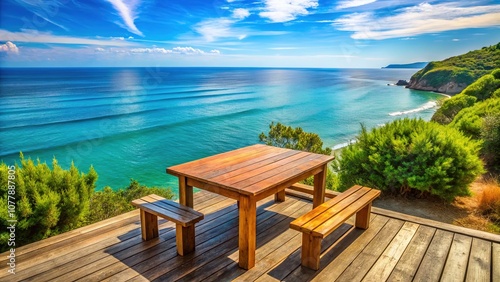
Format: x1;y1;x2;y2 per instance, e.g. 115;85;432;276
166;144;335;269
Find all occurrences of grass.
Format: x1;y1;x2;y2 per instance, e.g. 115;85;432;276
478;178;500;224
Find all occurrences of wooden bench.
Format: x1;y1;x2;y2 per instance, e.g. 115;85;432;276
290;185;381;270
131;194;204;256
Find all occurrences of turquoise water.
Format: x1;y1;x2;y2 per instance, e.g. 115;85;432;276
0;67;442;193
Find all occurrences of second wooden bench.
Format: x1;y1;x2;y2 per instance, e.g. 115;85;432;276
290;185;381;270
131;194;204;256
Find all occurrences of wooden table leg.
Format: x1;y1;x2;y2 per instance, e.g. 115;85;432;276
238;195;256;269
274;189;286;202
313;164;327;208
179;176;194;208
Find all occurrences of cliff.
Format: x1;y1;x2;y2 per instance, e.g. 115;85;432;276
407;42;500;95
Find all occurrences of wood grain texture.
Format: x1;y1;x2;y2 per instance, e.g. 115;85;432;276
3;190;498;282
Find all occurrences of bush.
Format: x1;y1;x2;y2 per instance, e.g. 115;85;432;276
0;155;174;252
450;98;500;139
431;94;477;124
87;180;175;223
336;119;484;201
481;114;500;172
0;154;97;249
461;71;500;101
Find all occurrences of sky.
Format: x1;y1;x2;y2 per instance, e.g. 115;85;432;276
0;0;500;68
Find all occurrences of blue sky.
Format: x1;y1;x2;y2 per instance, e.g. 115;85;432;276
1;0;499;67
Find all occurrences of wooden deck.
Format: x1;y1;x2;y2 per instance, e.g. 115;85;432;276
2;190;499;282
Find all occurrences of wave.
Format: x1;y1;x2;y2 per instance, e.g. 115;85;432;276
389;101;437;116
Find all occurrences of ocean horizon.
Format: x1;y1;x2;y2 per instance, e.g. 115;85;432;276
0;67;443;194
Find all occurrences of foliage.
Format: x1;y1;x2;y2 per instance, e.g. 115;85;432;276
432;69;500;124
478;181;500;224
259;122;332;155
481;114;500;172
431;94;477;124
259;122;338;190
0;155;174;252
0;154;97;249
335;118;484;201
461;71;500;101
87;180;175;223
410;42;500;92
449;98;500;139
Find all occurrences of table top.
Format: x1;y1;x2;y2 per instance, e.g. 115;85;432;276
167;144;335;196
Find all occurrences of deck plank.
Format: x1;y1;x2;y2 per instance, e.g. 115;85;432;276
493;243;500;282
412;229;454;282
333;218;405;282
441;233;473;281
361;221;419;281
2;190;498;282
307;215;390;282
386;225;435;282
466;238;492;282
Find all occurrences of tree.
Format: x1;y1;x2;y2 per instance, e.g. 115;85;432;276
335;118;484;201
259;122;332;155
259;122;337;190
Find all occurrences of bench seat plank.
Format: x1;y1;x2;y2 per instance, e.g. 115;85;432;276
290;185;364;228
131;194;204;256
294;187;371;234
312;189;380;237
290;185;380;270
131;195;204;226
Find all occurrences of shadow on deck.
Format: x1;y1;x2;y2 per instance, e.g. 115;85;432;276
2;190;499;281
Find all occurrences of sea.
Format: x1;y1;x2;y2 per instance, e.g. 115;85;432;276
0;67;443;194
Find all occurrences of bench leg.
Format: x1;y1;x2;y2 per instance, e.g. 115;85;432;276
355;202;372;230
140;209;159;241
274;190;286;202
301;233;322;270
176;224;196;256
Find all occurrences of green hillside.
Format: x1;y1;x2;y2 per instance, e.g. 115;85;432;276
407;42;500;94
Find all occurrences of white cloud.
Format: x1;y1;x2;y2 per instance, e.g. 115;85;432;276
334;2;500;40
105;0;144;36
127;46;221;55
0;29;136;46
336;0;377;10
0;41;19;54
233;8;250;19
259;0;318;22
131;47;172;54
195;18;246;42
452;38;460;42
95;47;106;52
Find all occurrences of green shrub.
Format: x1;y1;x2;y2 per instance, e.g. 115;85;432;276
87;180;175;223
481;114;500;172
431;94;477;124
0;155;174;252
431;70;500;124
0;154;97;249
461;72;500;101
336;119;484;201
450;98;500;139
